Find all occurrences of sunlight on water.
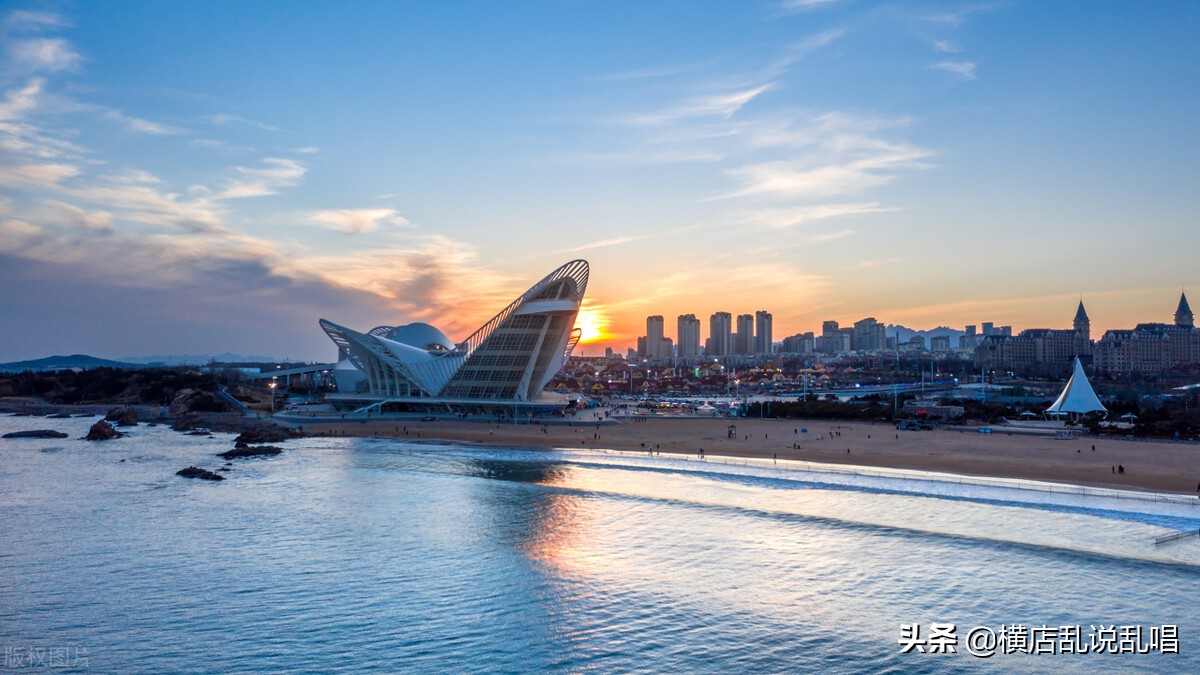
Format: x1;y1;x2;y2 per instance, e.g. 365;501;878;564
1;414;1196;672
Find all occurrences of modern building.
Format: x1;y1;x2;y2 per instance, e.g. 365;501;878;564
709;312;732;357
639;315;673;361
319;259;589;414
851;317;887;352
677;314;702;358
735;314;755;355
754;311;773;355
780;332;815;354
1094;292;1200;373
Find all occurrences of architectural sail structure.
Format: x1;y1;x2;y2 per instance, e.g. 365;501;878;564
1046;356;1106;417
319;260;589;413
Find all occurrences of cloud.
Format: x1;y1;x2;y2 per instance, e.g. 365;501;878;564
6;37;82;72
933;40;959;54
776;0;842;11
931;61;977;80
306;208;411;234
3;10;68;32
554;235;649;254
206;113;284;133
812;229;856;242
722;138;932;200
0;160;79;187
739;203;895;229
292;146;320;154
625;84;772;127
103;109;182;135
217;157;306;199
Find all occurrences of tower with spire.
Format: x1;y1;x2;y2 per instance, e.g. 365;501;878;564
1175;291;1194;328
1073;300;1090;342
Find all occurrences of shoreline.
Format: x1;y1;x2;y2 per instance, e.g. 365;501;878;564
5;398;1200;497
299;416;1200;497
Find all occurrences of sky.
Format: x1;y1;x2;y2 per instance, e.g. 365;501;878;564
1;1;1198;362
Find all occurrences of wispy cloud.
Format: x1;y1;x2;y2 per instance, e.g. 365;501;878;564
775;0;842;13
739;203;895;229
931;60;977;80
933;40;959;54
6;37;81;73
812;228;856;242
625;84;772;127
104;109;182;135
554;234;650;254
305;208;410;235
207;113;284;133
217;158;306;199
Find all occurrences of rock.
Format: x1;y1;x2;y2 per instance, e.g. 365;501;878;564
85;420;123;441
171;413;202;432
184;430;212;436
46;412;72;419
219;445;283;460
176;466;224;481
3;429;70;439
105;406;138;427
233;423;296;445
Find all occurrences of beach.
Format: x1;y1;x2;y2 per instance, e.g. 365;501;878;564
303;415;1200;496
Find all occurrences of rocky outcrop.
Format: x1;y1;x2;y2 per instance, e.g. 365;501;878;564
85;420;123;441
171;413;202;432
219;445;283;460
3;429;69;439
233;423;296;445
176;466;224;481
105;405;138;426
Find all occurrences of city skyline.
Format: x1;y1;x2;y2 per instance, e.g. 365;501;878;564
2;2;1198;361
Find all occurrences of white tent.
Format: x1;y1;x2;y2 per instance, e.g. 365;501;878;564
1046;357;1106;417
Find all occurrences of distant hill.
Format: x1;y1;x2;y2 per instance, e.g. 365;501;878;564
119;353;285;366
0;354;145;373
887;325;966;349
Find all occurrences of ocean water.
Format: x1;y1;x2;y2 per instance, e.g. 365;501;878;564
1;414;1198;673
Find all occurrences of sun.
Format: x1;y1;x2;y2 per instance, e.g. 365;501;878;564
573;305;609;343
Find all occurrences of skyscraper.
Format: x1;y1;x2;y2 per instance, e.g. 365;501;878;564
735;314;754;355
644;315;670;360
709;312;732;356
754;311;773;355
677;314;701;358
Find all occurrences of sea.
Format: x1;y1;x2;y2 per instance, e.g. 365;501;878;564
2;413;1198;673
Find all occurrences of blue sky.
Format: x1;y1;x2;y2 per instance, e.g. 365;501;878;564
1;1;1198;360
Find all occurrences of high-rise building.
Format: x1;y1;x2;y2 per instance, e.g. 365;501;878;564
735;314;755;355
677;314;701;358
851;317;886;352
781;332;815;354
709;312;732;356
641;315;673;361
754;311;773;355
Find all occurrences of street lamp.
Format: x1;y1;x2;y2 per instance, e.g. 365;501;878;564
269;380;277;414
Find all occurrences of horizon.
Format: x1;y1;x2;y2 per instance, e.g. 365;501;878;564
2;2;1198;362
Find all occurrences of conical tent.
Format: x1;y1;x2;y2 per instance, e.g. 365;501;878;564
1046;357;1106;415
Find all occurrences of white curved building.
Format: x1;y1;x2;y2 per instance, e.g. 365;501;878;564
319;260;588;413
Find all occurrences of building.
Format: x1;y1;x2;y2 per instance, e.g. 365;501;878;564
851;317;887;352
976;301;1093;373
1094;292;1200;373
780;332;815;354
735;314;755;355
709;312;732;357
677;314;701;358
639;315;673;361
755;311;773;355
929;335;950;352
320;259;589;414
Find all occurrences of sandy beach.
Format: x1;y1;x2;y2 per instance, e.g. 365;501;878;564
298;415;1200;496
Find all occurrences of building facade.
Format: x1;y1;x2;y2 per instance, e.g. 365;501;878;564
677;314;702;358
1094;293;1200;373
735;314;755;355
320;259;589;410
709;312;732;357
755;310;773;355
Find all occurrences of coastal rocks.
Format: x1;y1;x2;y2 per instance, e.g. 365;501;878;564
233;423;296;445
176;466;224;481
171;413;203;432
3;429;70;439
219;445;283;460
85;420;124;441
105;406;139;427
